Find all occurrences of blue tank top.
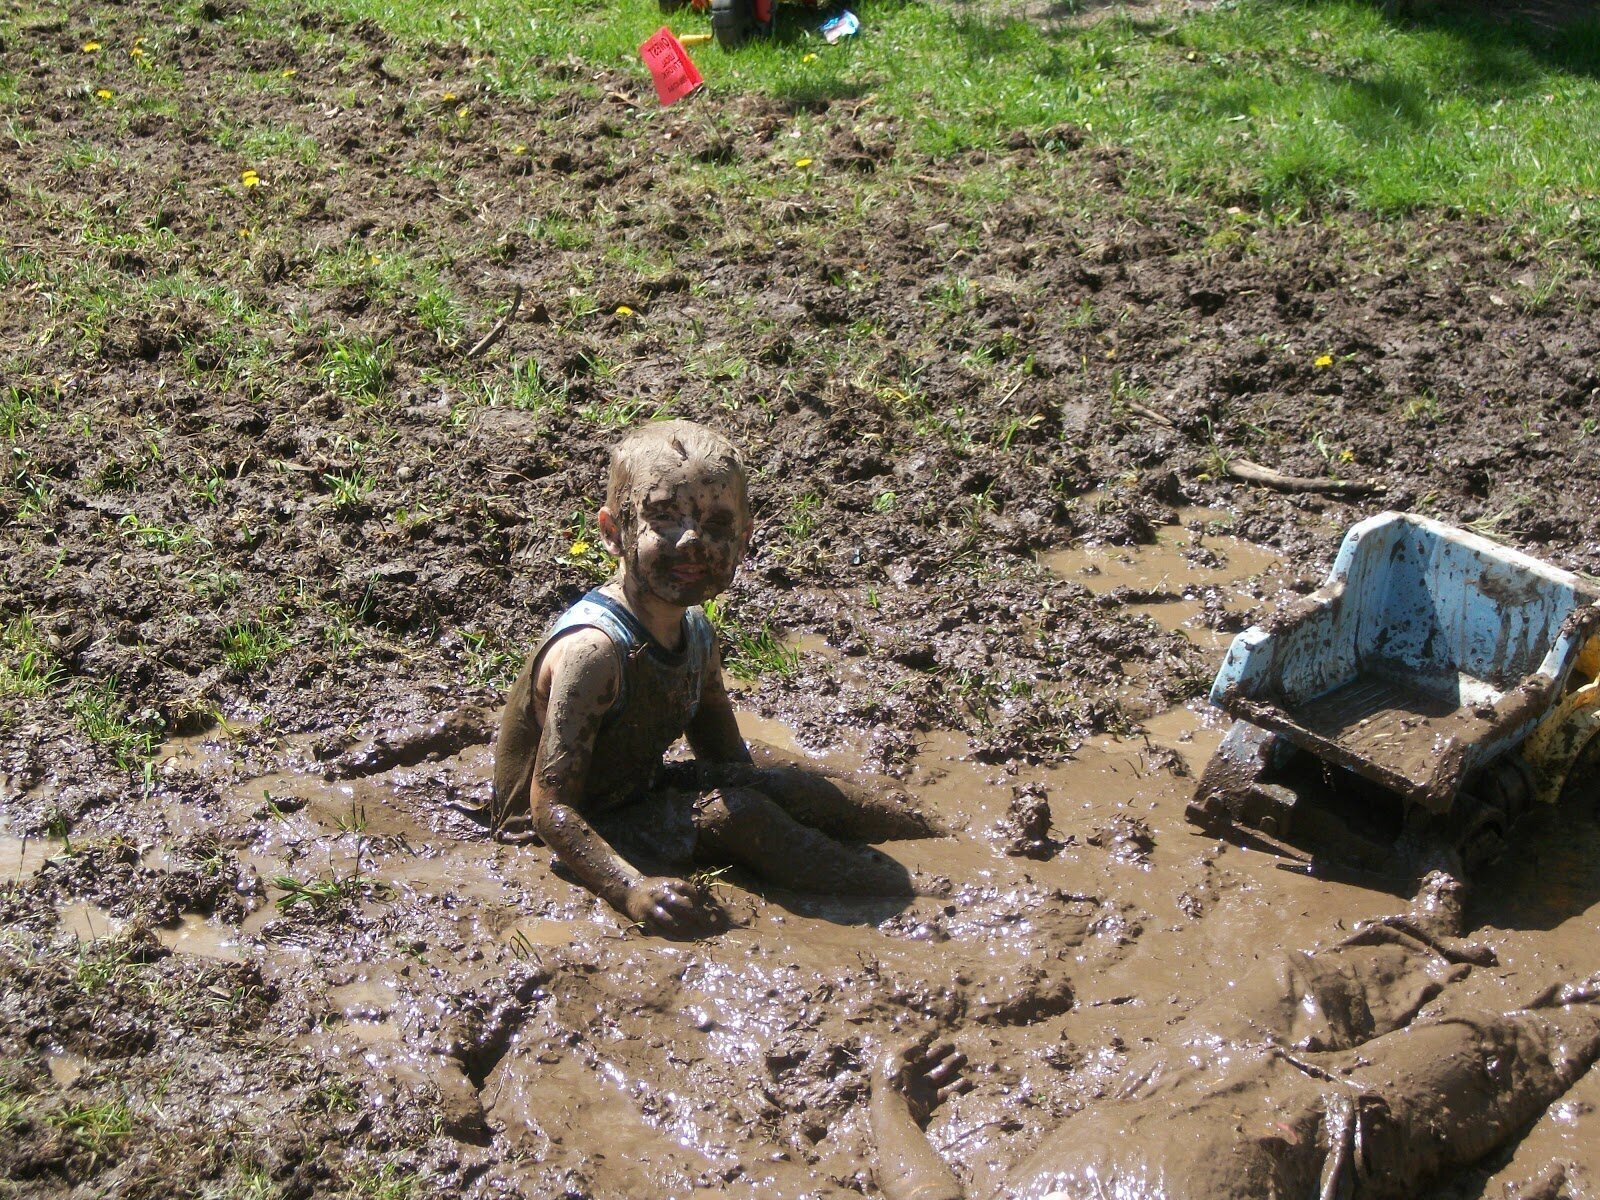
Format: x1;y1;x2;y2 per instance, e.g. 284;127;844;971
493;589;715;811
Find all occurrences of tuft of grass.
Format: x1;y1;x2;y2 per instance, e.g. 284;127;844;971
69;677;159;769
221;614;293;672
0;615;62;698
415;289;464;344
320;336;392;402
341;1158;421;1200
561;514;616;584
459;628;525;688
74;943;135;995
0;1083;31;1136
703;599;800;681
272;870;389;913
322;469;372;512
118;513;202;554
200;1163;281;1200
1;387;48;440
52;1098;134;1155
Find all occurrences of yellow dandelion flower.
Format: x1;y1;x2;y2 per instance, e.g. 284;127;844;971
240;168;261;187
81;40;102;53
511;143;528;155
802;52;817;63
442;91;457;102
569;539;592;557
281;67;297;78
239;227;253;238
95;88;114;100
1314;354;1333;368
795;157;813;168
129;46;145;57
1338;448;1355;463
615;305;634;317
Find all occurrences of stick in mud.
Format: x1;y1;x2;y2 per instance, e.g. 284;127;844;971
1224;457;1383;495
463;284;523;360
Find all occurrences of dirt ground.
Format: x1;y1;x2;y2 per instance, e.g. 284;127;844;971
5;0;1600;1196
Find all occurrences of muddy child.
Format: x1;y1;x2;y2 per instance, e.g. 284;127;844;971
491;420;936;936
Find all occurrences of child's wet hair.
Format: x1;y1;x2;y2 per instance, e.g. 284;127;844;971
605;420;748;519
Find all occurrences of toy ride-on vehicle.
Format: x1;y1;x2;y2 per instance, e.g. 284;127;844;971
1188;512;1600;879
662;0;823;48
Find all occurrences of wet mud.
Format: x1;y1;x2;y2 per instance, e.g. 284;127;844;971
5;0;1600;1194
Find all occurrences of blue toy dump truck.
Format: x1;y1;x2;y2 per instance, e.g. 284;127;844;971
1189;512;1600;875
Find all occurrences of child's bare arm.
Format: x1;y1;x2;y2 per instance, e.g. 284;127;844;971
870;1042;971;1200
530;630;708;936
684;642;753;764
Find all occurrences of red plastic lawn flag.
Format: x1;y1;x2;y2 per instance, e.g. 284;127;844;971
639;27;703;107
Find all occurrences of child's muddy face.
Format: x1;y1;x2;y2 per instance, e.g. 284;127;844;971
621;471;749;607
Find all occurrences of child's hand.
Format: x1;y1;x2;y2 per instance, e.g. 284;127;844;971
624;875;713;937
874;1040;971;1126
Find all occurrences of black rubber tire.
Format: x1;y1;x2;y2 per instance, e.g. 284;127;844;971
711;0;755;48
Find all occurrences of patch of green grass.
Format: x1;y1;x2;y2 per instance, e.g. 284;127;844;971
200;1162;282;1200
783;492;822;542
69;926;151;991
0;615;62;699
703;599;799;681
415;288;464;344
322;468;372;512
0;1083;30;1136
320;335;392;402
52;1098;134;1154
221;614;293;672
118;513;203;554
316;0;1600;245
459;628;523;688
576;395;654;428
341;1158;421;1200
272;870;389;913
1;387;48;440
69;677;159;769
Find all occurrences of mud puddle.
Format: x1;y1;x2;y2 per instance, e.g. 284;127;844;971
52;899;245;961
0;833;63;881
94;693;1596;1197
1044;505;1293;653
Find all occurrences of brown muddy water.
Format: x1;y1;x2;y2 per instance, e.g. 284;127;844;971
21;527;1597;1199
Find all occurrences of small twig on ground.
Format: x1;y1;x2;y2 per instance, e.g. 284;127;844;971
464;285;523;360
1125;401;1175;427
1225;458;1383;496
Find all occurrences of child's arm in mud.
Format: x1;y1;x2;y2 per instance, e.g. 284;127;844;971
869;1042;971;1200
684;641;753;765
530;630;708;937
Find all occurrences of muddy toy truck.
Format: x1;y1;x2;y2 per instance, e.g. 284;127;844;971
1188;512;1600;877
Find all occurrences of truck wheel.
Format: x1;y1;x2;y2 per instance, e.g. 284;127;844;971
1189;720;1297;835
712;0;755;47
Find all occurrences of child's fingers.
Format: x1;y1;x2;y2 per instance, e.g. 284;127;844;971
921;1042;965;1076
937;1077;974;1101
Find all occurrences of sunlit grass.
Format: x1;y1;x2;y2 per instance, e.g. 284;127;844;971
314;0;1600;247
